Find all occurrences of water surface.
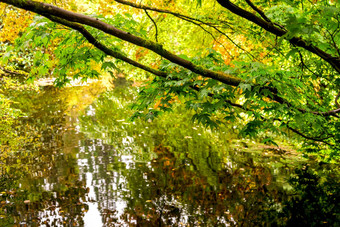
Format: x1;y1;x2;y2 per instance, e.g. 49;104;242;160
0;84;339;226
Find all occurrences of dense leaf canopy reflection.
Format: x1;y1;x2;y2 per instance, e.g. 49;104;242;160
0;85;339;226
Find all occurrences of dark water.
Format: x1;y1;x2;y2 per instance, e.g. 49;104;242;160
0;84;339;226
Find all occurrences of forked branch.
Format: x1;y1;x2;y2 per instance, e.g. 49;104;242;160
216;0;340;74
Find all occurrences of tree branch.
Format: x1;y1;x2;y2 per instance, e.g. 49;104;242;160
114;0;231;28
1;0;338;118
114;0;257;60
325;28;340;57
335;91;340;108
45;16;167;79
46;14;245;113
1;0;244;86
311;108;340;117
144;9;158;43
0;65;26;76
287;125;334;146
244;0;271;23
297;50;318;76
216;0;340;74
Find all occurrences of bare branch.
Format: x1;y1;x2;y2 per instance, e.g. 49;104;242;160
144;9;158;43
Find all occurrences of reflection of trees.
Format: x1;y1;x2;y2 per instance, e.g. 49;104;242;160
281;165;340;226
77;88;340;226
86;142;339;226
0;84;103;226
103;145;286;226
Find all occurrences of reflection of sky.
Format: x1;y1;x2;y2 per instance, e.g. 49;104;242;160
86;105;96;116
77;143;134;226
39;207;63;227
84;172;103;227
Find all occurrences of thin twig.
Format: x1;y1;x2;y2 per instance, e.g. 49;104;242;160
114;0;232;28
325;28;340;57
144;9;158;42
297;50;318;76
114;0;256;60
176;15;232;56
216;0;340;74
287;125;333;146
0;65;26;76
335;91;340;108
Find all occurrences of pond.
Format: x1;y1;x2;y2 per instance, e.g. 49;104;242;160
0;82;339;226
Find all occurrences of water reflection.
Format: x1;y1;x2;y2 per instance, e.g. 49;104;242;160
0;84;339;226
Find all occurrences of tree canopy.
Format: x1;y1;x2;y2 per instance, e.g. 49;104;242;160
0;0;339;157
